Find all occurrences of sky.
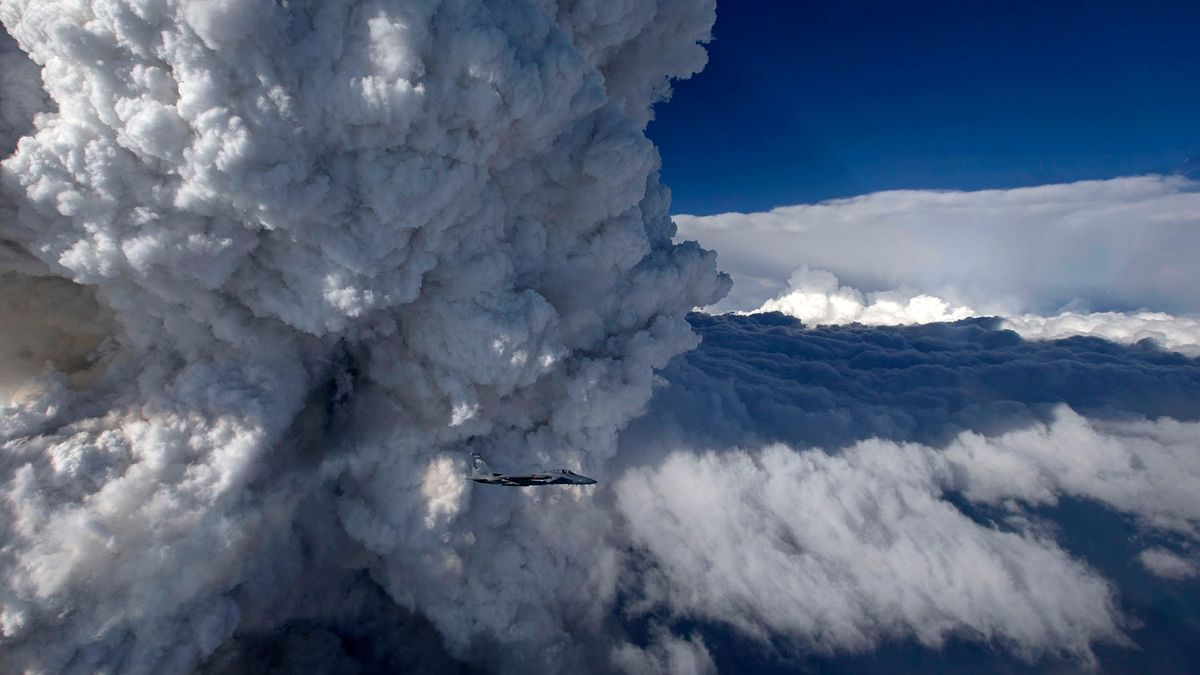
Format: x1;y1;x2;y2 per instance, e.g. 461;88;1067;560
650;0;1200;214
2;3;1200;675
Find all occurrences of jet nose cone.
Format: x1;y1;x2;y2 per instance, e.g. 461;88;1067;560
583;477;598;485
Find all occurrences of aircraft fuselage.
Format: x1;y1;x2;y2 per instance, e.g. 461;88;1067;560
467;453;597;486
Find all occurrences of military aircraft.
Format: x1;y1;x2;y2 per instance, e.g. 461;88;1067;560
467;452;597;486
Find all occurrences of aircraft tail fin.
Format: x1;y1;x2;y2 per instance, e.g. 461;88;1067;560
470;452;494;477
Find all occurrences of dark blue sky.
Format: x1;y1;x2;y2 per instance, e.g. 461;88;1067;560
649;0;1200;215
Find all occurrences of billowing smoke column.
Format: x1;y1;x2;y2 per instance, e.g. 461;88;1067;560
0;1;727;672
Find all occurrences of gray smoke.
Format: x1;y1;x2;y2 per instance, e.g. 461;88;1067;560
0;2;726;672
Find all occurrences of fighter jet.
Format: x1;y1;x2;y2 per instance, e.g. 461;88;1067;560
467;452;597;486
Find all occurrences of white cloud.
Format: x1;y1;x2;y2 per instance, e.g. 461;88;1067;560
617;441;1123;665
616;407;1200;665
677;177;1200;316
610;630;716;675
750;267;1200;355
1137;549;1199;580
1002;311;1200;356
752;266;974;325
943;408;1200;537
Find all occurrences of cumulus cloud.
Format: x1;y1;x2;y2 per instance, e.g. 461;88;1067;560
752;267;1200;356
0;2;726;672
753;266;975;325
676;176;1200;315
1003;311;1200;357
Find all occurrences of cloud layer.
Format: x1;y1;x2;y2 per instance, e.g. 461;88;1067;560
616;314;1200;671
677;176;1200;315
624;313;1200;455
753;267;1200;356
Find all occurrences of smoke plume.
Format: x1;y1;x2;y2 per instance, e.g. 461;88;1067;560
0;2;726;672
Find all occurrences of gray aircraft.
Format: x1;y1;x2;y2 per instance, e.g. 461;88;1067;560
467;452;597;486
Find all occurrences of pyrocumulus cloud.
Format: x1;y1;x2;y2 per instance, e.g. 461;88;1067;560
0;2;726;672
